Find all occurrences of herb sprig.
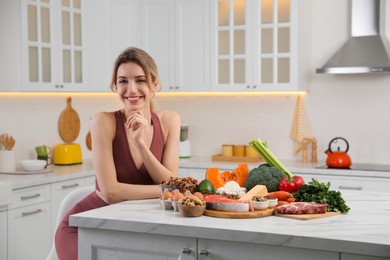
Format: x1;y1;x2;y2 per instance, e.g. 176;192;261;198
293;178;350;213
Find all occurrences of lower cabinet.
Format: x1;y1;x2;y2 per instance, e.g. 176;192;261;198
78;229;341;260
79;229;197;259
0;210;7;260
300;174;390;193
4;175;95;260
198;238;339;260
8;201;51;260
51;178;87;236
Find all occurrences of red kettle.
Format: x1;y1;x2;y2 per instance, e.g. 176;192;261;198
325;137;352;168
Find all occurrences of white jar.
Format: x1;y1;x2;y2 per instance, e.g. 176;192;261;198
0;150;16;172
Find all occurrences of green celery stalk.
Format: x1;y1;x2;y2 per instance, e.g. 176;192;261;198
249;138;294;180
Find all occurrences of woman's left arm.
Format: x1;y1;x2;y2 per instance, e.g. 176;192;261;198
136;110;181;183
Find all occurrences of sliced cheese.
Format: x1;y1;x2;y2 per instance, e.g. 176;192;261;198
239;185;268;201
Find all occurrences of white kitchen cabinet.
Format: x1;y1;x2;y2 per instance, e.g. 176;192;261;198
139;0;210;92
20;0;88;91
83;0;140;92
301;174;390;193
0;210;7;260
210;0;311;92
50;178;86;236
198;238;338;260
7;185;51;260
79;229;197;259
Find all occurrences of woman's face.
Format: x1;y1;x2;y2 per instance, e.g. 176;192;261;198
115;62;155;112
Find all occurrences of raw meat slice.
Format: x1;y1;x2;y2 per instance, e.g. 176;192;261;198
274;202;328;214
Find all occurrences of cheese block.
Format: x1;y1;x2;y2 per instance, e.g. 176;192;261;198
239;185;268;201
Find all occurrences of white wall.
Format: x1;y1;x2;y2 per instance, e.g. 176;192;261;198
1;0;390;166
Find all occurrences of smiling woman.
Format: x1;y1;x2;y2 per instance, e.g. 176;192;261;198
54;47;181;260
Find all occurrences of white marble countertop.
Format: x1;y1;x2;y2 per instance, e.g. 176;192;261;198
179;156;390;179
70;190;390;258
0;160;95;189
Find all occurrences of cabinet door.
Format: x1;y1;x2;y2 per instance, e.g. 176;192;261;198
8;202;51;260
51;178;86;236
21;0;59;91
20;0;87;91
140;0;175;91
140;0;209;92
198;238;338;260
210;0;249;91
79;228;197;259
210;0;302;92
176;0;210;92
83;0;139;92
0;210;7;260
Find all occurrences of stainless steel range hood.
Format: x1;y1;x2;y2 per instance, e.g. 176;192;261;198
317;0;390;74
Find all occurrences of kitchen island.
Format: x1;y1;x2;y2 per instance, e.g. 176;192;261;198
70;190;390;260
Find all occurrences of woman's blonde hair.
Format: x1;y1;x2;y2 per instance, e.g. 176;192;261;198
110;47;160;111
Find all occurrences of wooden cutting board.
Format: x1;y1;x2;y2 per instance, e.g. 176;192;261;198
58;97;80;143
86;131;92;150
204;208;274;219
274;211;341;220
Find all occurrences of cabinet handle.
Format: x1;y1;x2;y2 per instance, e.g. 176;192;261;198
175;86;179;89
252;85;256;89
338;185;362;191
61;183;79;189
60;85;64;88
199;250;209;256
246;85;250;89
182;248;191;255
22;209;42;217
55;85;59;88
20;193;40;200
169;86;173;89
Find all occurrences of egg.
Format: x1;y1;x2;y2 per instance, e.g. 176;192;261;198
173;192;184;202
162;191;173;201
193;192;204;200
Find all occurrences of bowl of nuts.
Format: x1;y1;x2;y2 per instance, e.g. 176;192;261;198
178;196;206;217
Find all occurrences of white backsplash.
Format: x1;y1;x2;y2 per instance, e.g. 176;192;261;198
1;0;390;165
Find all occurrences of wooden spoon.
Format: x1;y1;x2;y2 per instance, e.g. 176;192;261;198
3;134;15;151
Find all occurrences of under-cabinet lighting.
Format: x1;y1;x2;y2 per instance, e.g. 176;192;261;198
0;91;306;97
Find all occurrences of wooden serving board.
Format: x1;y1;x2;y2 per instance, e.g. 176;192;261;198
204;208;274;219
274;211;341;220
58;97;80;143
212;154;262;163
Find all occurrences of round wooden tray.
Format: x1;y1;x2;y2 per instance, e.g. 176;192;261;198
204;208;274;219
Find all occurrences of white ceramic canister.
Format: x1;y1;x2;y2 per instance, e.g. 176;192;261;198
0;150;16;172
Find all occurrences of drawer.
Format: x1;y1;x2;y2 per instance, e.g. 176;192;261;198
302;174;390;193
9;184;50;210
51;178;85;193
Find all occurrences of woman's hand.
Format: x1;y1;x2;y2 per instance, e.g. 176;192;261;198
125;111;148;143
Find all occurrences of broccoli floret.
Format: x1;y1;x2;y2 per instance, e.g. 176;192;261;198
244;163;285;192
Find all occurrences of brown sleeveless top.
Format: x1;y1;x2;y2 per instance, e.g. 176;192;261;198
96;111;165;189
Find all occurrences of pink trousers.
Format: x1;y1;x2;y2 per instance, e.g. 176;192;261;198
55;192;108;260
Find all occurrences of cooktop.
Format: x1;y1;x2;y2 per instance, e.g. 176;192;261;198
315;163;390;172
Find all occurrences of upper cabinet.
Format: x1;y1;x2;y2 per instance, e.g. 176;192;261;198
0;0;138;92
139;0;210;92
210;0;311;92
21;0;87;91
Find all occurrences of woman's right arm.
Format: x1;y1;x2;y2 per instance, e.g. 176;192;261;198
90;112;160;204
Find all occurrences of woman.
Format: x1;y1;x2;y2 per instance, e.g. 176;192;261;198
55;47;181;259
